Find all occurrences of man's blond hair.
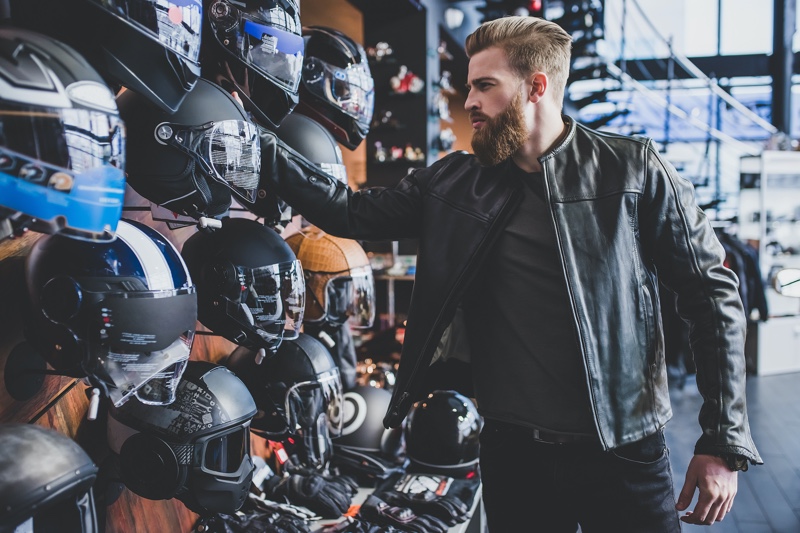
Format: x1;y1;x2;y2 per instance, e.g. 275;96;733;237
465;16;572;107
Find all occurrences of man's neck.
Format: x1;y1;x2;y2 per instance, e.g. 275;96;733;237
513;111;568;173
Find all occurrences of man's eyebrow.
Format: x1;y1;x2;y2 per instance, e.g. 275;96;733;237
466;76;495;88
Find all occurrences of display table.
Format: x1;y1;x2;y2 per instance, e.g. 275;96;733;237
313;482;484;532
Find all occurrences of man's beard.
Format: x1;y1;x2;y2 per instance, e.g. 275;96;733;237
471;92;529;166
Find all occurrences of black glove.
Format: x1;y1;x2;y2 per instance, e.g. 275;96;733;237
379;489;471;526
321;517;402;533
265;473;356;518
358;494;449;533
195;511;311;533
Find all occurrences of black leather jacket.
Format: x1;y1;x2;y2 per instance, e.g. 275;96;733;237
260;116;761;462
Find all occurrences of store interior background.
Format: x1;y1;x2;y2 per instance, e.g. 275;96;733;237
0;0;798;531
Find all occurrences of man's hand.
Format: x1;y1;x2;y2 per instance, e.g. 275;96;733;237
676;454;738;525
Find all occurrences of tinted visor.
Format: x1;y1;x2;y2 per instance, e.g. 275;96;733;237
225;260;305;350
0;104;126;241
155;120;261;204
285;368;343;438
198;425;250;475
91;0;202;67
209;4;304;93
303;56;374;130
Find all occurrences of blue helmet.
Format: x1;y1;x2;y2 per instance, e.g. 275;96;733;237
24;219;197;407
0;27;126;242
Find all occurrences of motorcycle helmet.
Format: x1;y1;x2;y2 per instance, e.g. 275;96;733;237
0;27;126;242
285;228;375;328
0;424;98;533
181;217;304;353
202;0;304;129
404;390;482;478
24;218;197;407
274;112;347;185
337;385;403;455
297;26;374;150
10;0;202;113
107;361;258;516
117;78;262;220
224;332;343;469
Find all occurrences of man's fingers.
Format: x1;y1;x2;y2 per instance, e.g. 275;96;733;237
675;472;698;511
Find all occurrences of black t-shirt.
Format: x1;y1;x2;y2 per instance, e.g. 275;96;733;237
463;164;595;435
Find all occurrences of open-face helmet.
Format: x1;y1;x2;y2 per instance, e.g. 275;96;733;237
181;217;304;354
297;26;374;150
0;424;98;533
24;218;197;407
117;78;261;220
404;390;482;478
10;0;202;113
285;228;375;328
225;332;343;469
202;0;304;129
274;111;347;185
107;361;258;516
0;27;125;242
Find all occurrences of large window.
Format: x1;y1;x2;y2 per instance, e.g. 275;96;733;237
604;0;775;60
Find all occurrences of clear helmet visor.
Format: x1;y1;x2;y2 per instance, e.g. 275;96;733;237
90;0;202;68
225;259;305;350
285;368;343;438
155;119;261;204
307;265;375;328
0;103;126;241
303;56;374;130
209;3;304;94
320;160;347;185
83;288;197;406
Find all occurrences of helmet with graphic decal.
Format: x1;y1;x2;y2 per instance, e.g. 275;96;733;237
24;218;197;407
201;0;304;129
10;0;202;113
0;27;125;242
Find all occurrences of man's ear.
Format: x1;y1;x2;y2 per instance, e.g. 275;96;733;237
528;72;548;103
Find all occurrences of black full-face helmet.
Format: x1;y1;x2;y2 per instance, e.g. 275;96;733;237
0;27;126;242
273;111;347;185
0;424;99;533
107;361;258;516
10;0;202;113
181;217;305;354
404;390;482;478
297;26;374;150
201;0;304;129
24;218;197;407
225;332;343;469
118;78;262;220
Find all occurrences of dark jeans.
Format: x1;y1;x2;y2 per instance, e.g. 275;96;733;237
479;423;680;533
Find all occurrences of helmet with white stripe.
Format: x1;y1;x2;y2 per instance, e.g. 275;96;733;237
24;218;198;407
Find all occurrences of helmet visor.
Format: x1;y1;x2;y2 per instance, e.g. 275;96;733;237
199;424;250;475
285;368;343;438
90;0;202;67
0;104;126;241
303;56;374;131
320;161;347;185
325;266;375;328
83;287;198;406
226;259;305;350
209;4;304;94
155;119;261;204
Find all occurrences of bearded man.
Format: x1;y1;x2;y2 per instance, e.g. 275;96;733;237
257;15;761;532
